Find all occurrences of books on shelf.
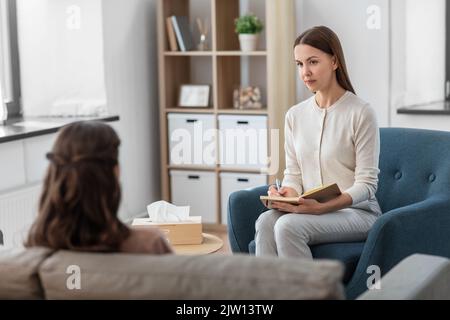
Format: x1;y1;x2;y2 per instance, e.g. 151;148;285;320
259;183;342;209
170;15;194;52
166;17;179;51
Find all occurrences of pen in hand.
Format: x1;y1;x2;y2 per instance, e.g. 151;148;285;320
275;179;281;192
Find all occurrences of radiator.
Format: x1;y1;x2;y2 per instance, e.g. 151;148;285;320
0;184;42;248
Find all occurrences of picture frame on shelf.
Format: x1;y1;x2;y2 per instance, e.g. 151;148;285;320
178;84;210;107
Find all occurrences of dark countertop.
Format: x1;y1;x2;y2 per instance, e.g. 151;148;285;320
0;115;119;144
397;101;450;115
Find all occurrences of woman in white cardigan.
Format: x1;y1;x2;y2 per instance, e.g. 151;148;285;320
255;26;382;258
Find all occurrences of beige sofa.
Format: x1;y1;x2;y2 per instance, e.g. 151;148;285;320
2;246;449;300
358;253;450;300
0;247;345;299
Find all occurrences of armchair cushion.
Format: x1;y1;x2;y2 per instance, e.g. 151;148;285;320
248;240;255;253
310;242;365;284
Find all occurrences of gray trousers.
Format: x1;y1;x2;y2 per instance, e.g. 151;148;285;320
255;209;378;259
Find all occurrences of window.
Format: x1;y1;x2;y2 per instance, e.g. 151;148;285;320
0;0;12;101
0;0;20;118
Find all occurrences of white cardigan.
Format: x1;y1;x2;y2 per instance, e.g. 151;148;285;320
282;91;382;215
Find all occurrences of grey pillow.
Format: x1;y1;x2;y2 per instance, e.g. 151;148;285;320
40;251;344;300
0;247;54;299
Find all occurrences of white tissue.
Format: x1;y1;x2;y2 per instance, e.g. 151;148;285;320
147;200;190;222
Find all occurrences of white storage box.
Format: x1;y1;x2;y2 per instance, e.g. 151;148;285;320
170;170;217;223
168;113;216;166
218;115;268;169
220;172;267;225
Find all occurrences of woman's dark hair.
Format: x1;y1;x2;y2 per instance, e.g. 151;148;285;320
294;26;355;94
25;121;130;252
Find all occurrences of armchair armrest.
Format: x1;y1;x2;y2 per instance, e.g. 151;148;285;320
346;195;450;299
227;185;269;253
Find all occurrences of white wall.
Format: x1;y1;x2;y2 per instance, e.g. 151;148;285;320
295;0;390;127
102;0;160;222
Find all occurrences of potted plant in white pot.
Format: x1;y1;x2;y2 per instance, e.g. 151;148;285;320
234;14;263;52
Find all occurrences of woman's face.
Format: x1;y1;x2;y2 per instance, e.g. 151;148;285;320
294;44;337;92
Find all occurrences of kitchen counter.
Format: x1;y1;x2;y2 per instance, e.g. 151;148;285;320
0;115;119;144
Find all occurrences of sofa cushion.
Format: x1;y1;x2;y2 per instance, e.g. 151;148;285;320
40;250;345;299
357;254;450;300
0;247;54;299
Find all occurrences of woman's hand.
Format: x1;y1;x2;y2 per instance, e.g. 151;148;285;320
272;193;353;215
271;197;325;215
267;185;322;214
267;185;299;197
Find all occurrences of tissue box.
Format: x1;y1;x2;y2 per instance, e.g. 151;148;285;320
131;216;203;245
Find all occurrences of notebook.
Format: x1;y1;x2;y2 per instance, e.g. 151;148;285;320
260;183;341;208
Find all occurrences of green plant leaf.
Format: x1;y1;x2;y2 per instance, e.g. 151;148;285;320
234;14;264;34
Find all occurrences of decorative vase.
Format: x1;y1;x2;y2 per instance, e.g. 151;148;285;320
238;34;259;52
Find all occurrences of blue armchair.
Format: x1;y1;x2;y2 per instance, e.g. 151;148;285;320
227;128;450;299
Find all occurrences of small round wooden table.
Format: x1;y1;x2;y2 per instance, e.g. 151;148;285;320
172;233;223;255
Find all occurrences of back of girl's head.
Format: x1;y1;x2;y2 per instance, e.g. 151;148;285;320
25;121;130;251
294;26;355;94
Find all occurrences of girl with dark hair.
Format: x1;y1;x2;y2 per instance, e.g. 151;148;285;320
256;26;381;258
26;121;172;254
